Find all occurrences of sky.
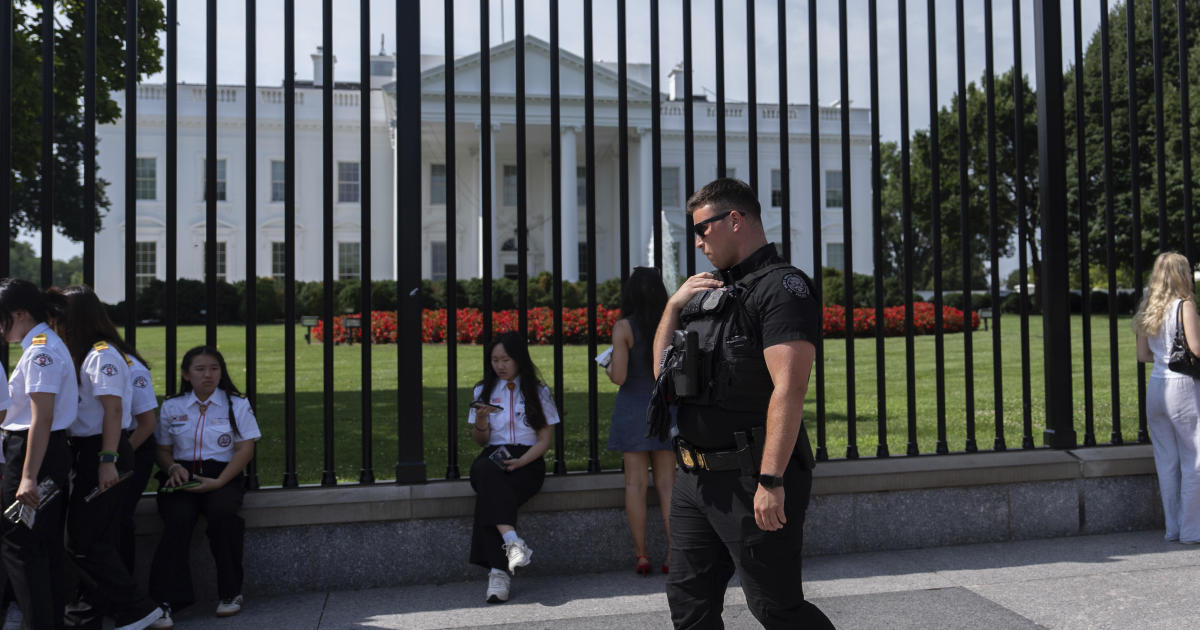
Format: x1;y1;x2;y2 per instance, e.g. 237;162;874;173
36;0;1106;273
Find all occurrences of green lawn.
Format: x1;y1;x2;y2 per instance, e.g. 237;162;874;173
101;313;1145;486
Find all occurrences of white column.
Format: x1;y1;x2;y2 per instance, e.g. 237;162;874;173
561;127;579;282
542;150;554;275
637;128;654;268
490;123;502;279
474;125;485;278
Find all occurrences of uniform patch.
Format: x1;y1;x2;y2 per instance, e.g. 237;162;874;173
133;375;149;388
31;334;46;346
32;353;53;367
783;273;811;299
92;340;109;351
217;433;233;448
100;363;119;377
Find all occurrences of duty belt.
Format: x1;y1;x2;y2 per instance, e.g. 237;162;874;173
674;428;764;476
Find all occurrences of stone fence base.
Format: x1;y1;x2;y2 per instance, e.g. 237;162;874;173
130;445;1161;599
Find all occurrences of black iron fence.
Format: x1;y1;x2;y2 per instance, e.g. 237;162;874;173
2;0;1192;487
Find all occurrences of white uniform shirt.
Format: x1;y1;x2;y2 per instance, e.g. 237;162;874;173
0;363;12;463
3;323;77;432
70;343;134;437
128;356;157;423
467;377;560;446
155;390;262;463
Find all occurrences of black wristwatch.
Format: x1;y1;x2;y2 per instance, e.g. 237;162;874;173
757;473;784;489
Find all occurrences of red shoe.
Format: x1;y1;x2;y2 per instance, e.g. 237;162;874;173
635;555;651;576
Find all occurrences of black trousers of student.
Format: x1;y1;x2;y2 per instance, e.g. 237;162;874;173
1;429;71;630
665;457;834;630
118;435;157;573
66;433;150;621
148;460;245;608
468;445;544;571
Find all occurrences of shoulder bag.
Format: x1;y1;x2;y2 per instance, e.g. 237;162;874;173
1167;300;1200;378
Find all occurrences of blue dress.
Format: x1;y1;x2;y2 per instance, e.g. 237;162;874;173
607;318;674;452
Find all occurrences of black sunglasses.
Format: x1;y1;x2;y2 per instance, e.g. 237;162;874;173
692;211;733;238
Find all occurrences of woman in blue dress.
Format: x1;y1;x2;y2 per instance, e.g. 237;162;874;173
605;267;673;575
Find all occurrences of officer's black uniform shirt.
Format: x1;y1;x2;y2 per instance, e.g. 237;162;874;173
676;243;821;450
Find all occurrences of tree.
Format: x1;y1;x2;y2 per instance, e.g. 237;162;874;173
1067;0;1200;280
8;239;82;286
10;1;165;241
879;70;1040;293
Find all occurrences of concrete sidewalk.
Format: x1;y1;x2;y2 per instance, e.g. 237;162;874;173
134;530;1200;628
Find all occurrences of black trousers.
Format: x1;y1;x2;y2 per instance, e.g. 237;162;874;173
118;434;157;573
66;433;152;622
666;459;834;630
1;429;70;630
148;460;246;608
468;445;544;571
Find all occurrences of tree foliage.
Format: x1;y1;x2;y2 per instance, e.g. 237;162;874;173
11;1;165;241
879;70;1040;291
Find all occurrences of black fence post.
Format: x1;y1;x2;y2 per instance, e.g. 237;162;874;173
395;0;426;484
1034;0;1076;449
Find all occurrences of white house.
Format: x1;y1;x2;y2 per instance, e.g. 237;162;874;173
95;35;872;303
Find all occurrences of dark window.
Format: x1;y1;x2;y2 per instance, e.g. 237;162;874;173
430;164;446;205
825;170;843;208
430;241;447;281
338;162;361;203
338;242;361;280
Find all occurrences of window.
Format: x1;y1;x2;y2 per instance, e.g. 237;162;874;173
826;242;845;271
771;169;785;208
204;158;227;202
503;263;519;279
578;242;589;282
338;162;361;203
271;160;286;202
430;241;447;281
503;165;518;206
271;241;286;280
134;242;156;290
338;242;361;280
662;167;681;208
370;60;394;76
135;158;156;200
430;164;446;205
825;170;843;208
205;242;227;282
576;167;587;207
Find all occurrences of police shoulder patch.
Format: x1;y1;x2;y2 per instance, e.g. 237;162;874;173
782;273;811;299
100;363;119;377
133;375;149;388
31;334;46;346
32;353;53;367
92;340;109;351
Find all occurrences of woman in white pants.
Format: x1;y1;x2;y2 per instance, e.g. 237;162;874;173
1135;251;1200;543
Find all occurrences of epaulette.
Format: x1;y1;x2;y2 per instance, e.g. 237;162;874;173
92;340;109;351
31;334;46;346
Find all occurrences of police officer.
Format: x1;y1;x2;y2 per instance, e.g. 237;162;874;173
651;178;833;629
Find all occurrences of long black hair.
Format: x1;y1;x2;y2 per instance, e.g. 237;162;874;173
477;331;556;431
58;285;149;378
620;267;668;372
0;278;66;336
171;345;244;436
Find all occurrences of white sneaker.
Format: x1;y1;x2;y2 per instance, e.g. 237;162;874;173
215;594;243;617
486;571;511;603
148;605;174;630
116;606;165;630
503;538;532;573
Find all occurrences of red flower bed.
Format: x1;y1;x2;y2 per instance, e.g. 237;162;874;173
314;303;975;344
822;302;980;338
314;306;620;345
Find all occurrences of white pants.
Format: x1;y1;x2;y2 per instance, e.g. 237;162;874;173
1147;376;1200;542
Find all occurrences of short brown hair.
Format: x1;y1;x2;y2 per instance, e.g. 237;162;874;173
686;177;761;220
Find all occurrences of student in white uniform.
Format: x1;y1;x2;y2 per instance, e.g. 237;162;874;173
118;352;157;573
467;331;560;604
147;346;261;630
56;285;162;630
0;279;75;629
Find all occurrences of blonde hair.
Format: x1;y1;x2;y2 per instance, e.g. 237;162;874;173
1132;251;1195;337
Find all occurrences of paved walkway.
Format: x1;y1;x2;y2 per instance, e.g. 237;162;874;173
32;530;1200;629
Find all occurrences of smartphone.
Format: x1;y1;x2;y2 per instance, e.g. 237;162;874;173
489;445;513;470
471;400;504;412
158;480;201;494
83;471;135;503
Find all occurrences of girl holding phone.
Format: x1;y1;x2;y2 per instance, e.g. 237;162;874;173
467;331;560;604
147;346;261;628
